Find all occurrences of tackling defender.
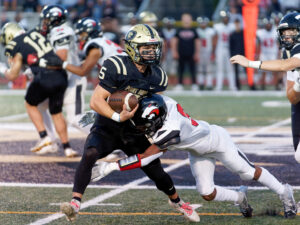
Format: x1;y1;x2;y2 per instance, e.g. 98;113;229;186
60;24;199;222
92;94;297;219
230;12;300;164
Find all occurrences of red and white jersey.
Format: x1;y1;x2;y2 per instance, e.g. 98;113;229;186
149;96;215;155
213;22;234;50
83;37;126;66
196;27;215;54
256;28;278;56
49;23;82;84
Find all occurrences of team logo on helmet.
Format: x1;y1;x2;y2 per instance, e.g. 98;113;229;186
126;30;137;41
49;7;63;17
142;104;159;120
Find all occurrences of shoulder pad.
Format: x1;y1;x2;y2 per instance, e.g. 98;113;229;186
154;65;168;88
291;44;300;56
49;25;75;46
104;55;128;75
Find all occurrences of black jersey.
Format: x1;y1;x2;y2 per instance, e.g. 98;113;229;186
4;28;63;75
98;55;168;98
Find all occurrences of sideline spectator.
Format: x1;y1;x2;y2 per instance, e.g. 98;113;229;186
23;0;38;12
229;18;244;90
171;13;200;91
212;11;236;91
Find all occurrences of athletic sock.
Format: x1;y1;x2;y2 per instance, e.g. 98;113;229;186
72;196;81;202
39;130;47;138
63;142;71;150
214;186;240;203
257;167;284;195
170;197;181;203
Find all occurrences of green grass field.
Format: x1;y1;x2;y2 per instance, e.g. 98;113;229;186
0;93;290;126
0;187;299;225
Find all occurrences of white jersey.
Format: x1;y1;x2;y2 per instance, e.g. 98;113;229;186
149;96;215;155
213;22;234;50
256;28;278;56
49;23;82;85
161;28;176;41
83;36;126;66
196;27;215;54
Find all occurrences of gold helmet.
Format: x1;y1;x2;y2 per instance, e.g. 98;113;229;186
0;22;25;46
139;11;158;25
124;24;162;65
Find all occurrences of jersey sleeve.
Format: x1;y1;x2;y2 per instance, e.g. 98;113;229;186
98;57;119;93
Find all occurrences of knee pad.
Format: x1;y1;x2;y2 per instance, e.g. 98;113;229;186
238;167;256;181
83;147;99;164
202;188;217;201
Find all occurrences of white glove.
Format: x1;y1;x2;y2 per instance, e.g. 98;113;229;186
39;58;48;67
78;111;97;128
23;67;33;80
91;161;119;182
0;62;8;75
293;75;300;92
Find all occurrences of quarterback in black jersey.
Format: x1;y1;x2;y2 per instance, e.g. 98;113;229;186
60;24;199;222
0;22;72;156
231;12;300;164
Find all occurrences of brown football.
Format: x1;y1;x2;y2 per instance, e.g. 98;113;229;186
107;90;138;113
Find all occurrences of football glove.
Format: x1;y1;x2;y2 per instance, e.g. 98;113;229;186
0;62;8;75
91;161;119;182
293;75;300;92
78;111;97;128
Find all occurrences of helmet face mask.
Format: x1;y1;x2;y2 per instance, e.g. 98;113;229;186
39;5;68;35
131;94;167;136
125;24;162;65
75;18;102;49
277;12;300;50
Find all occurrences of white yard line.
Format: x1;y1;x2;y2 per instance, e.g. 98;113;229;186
27;159;189;225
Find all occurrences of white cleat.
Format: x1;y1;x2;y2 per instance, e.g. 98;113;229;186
60;199;80;222
30;136;55;154
279;184;297;218
168;199;200;222
64;148;79;158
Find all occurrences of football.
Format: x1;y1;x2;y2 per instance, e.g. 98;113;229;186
107;90;138;113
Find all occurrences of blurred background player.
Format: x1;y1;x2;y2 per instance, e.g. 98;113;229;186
138;10;159;28
229;18;244;90
171;13;200;91
212;10;236;91
256;18;280;90
196;16;215;90
0;22;73;157
35;4;83;157
161;17;177;79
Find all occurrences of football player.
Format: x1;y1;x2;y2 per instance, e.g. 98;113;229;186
93;94;297;219
60;24;200;223
230;12;300;164
0;22;73;157
196;16;215;90
212;11;236;91
35;4;80;157
256;18;279;90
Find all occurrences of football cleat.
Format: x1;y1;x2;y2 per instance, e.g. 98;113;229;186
60;199;80;222
279;184;297;218
168;199;200;222
64;148;79;158
237;186;253;218
30;136;55;154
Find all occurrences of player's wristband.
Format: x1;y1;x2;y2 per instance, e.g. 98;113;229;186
62;61;68;69
111;112;120;122
293;80;300;92
118;154;141;171
248;61;262;69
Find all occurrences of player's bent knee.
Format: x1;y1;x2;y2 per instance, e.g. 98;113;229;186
238;167;256;181
201;188;216;201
